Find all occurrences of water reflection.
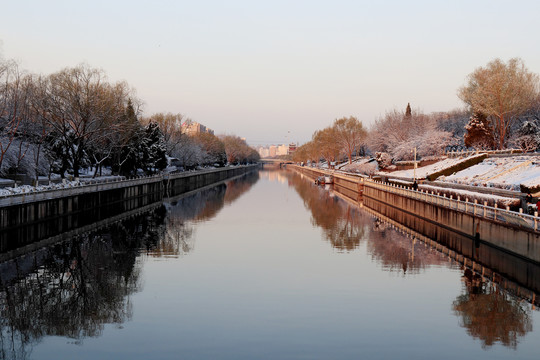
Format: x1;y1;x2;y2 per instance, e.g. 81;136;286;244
0;209;163;359
287;170;444;274
453;268;533;349
368;218;447;274
157;172;260;258
289;169;538;350
0;172;259;359
285;171;367;252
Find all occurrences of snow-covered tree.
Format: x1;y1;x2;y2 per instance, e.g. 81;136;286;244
141;122;167;173
416;128;455;156
143;112;187;155
511;120;540;152
459;58;540;149
0;61;34;174
434;109;469;146
375;152;393;169
34;64;130;178
464;112;495;150
170;134;204;169
368;106;451;161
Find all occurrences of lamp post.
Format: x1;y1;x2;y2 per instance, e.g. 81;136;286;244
413;147;417;182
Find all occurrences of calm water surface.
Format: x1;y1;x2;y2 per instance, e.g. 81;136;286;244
1;169;539;359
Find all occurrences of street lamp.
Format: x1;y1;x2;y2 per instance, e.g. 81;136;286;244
413;147;417;182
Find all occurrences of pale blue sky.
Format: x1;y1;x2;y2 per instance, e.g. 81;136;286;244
1;0;539;145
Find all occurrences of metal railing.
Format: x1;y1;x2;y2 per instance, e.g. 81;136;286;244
364;178;540;231
0;174;164;207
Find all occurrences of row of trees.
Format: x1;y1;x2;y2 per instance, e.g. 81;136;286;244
0;61;259;180
293;58;540;167
292;116;367;165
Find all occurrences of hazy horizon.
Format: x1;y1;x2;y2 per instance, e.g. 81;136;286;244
2;0;539;145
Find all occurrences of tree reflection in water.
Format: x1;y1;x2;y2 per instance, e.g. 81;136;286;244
368;219;447;275
157;172;260;258
0;207;165;360
0;172;259;359
288;170;445;273
286;171;367;252
453;268;533;349
290;169;535;350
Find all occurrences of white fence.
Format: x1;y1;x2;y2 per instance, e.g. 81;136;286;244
364;179;540;231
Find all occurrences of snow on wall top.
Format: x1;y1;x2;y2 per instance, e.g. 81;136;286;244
379;155;485;180
440;156;540;191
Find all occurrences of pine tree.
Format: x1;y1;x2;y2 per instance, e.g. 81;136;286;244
464;112;495;149
142;122;167;173
405;103;412;118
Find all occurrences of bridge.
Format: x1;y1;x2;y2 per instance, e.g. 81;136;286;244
259;158;294;168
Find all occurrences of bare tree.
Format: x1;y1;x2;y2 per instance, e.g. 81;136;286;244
0;61;34;174
220;135;257;164
459;58;540;150
37;64;128;177
312;126;341;165
332;116;366;164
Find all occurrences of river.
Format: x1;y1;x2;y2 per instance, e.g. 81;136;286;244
0;168;539;359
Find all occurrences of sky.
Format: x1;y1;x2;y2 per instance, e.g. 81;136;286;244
1;0;540;146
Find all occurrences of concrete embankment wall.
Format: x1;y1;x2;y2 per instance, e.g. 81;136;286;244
0;165;259;252
363;184;540;264
291;165;364;201
165;165;259;197
290;165;540;264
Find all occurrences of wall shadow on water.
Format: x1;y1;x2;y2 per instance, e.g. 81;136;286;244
0;190;164;255
0;171;259;360
362;195;540;296
289;169;538;350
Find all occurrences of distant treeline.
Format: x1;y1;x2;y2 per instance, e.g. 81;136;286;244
293;58;540;168
0;61;259;181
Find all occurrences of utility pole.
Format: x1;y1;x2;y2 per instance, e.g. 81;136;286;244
413;147;417;182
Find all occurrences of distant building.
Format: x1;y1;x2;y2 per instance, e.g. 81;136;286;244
277;144;288;156
288;143;297;154
182;122;214;136
258;146;270;158
269;145;277;157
